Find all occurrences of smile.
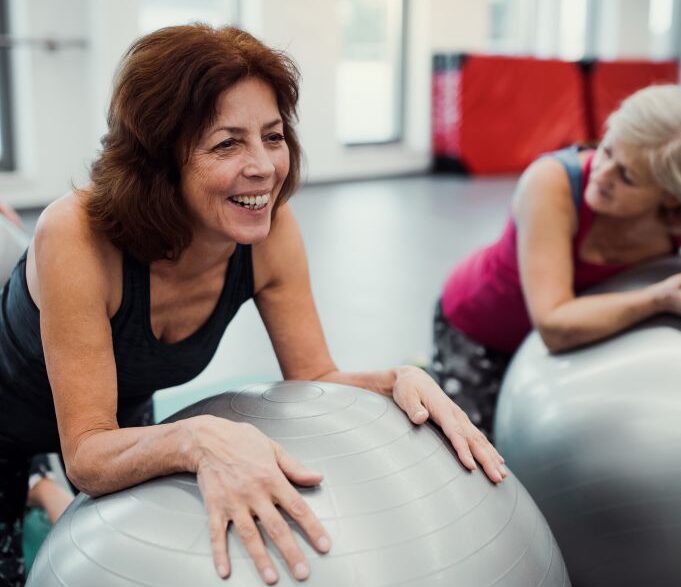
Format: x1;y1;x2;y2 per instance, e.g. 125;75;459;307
227;193;270;211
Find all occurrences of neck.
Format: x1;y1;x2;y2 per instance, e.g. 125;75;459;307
592;209;670;247
153;231;237;280
596;209;662;231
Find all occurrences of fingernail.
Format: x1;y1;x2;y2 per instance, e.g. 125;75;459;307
317;535;331;552
293;562;309;580
499;465;509;477
263;567;277;584
415;409;428;419
217;565;228;578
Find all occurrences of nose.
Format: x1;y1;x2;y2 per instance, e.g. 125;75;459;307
592;155;615;189
242;143;275;179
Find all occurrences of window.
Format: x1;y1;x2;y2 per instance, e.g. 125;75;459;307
559;0;588;60
0;0;14;171
649;0;674;58
488;0;511;53
336;0;405;145
139;0;240;33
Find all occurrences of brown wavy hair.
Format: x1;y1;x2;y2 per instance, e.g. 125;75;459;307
84;25;302;262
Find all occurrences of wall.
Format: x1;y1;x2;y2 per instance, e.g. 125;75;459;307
4;0;94;207
2;0;466;208
4;0;670;209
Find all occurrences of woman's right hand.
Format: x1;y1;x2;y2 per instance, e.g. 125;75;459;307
183;415;331;584
649;273;681;314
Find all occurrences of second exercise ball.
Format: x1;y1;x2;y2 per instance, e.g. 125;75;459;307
495;256;681;587
28;381;570;586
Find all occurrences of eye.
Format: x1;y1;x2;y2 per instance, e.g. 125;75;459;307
618;166;635;186
265;132;285;144
214;138;237;150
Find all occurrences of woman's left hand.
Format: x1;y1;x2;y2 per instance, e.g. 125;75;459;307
391;365;508;484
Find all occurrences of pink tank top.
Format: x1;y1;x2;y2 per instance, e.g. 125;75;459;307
441;153;680;354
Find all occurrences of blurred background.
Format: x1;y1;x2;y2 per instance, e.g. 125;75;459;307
0;0;678;397
1;0;680;205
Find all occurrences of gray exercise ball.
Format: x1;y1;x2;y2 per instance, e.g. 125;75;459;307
28;381;570;586
0;214;28;286
495;256;681;587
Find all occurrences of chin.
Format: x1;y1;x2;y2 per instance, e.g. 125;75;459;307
584;183;612;215
227;222;272;245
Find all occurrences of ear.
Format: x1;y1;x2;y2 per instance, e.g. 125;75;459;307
661;192;680;209
659;193;681;235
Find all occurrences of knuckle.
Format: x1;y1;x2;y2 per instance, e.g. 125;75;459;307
469;431;487;445
209;523;226;542
267;516;290;540
234;520;259;542
287;495;309;518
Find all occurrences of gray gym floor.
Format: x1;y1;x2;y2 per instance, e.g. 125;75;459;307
19;173;517;399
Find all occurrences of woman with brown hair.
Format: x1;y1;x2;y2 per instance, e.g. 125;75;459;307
0;25;506;586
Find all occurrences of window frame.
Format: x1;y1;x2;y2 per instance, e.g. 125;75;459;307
0;0;14;171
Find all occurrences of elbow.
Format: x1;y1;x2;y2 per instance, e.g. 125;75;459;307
536;321;581;354
64;443;113;497
64;458;104;497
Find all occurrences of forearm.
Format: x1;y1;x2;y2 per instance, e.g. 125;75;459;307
538;288;662;352
67;420;195;496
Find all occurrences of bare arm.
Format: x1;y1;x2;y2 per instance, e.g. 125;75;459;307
516;158;666;353
254;205;506;483
34;197;193;496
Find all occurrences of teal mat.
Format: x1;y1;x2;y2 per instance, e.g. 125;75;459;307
23;508;51;571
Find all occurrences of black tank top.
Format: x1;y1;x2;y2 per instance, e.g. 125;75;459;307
0;245;253;452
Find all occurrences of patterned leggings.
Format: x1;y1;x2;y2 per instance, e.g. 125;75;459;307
0;400;154;587
0;449;29;587
428;301;512;439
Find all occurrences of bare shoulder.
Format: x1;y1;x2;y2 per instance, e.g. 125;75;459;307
36;191;97;245
29;190;122;313
252;203;306;295
512;155;578;230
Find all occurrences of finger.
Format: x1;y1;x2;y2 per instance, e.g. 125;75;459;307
468;432;505;483
275;483;331;554
434;402;507;481
256;501;311;581
233;512;278;585
441;421;477;471
394;387;429;424
206;507;230;579
274;443;323;486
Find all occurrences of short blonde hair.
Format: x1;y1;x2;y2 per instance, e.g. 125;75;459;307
606;84;681;199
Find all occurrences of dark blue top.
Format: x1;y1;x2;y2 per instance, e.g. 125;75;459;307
0;245;253;453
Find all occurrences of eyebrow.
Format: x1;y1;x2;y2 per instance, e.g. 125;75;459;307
210;119;283;137
605;145;640;183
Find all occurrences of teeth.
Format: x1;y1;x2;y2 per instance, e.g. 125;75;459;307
229;193;270;210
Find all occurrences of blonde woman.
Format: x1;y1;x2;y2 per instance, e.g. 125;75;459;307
432;84;681;436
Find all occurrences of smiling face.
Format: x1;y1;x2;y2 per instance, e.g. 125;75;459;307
584;133;668;219
180;77;290;245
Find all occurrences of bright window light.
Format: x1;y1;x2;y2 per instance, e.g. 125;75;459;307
139;0;239;33
650;0;673;36
336;0;404;145
559;0;587;60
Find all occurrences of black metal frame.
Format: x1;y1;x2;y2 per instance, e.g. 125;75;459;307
0;0;13;171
